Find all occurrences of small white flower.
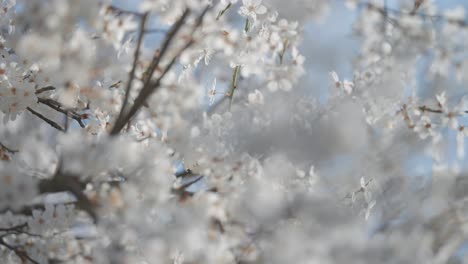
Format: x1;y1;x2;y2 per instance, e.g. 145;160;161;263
329;71;340;88
272;19;298;38
0;71;36;123
267;69;295;92
329;71;354;94
248;89;264;105
360;177;366;189
343;80;354;94
365;200;376;221
239;0;267;22
435;91;447;111
267;77;292;92
296;169;306;178
414;115;437;139
308;165;319;186
291;46;305;66
208;78;217;105
268;11;278;22
441;112;458;130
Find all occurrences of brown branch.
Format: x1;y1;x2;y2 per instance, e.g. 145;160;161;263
37;97;86;128
0;223;27;233
118;12;149;126
362;2;467;27
342;178;373;200
110;9;192;134
410;0;425;16
35;86;56;95
106;5;144;17
418;105;443;114
113;6;211;135
38;161;98;222
418;105;468;115
0;142;18;153
0;237;39;264
0;223;41;239
27;107;65;132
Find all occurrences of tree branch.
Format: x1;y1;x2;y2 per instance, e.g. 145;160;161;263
0;223;27;233
106;5;144;17
38;162;98;222
362;2;467;27
27;107;65;132
35;86;56;95
110;7;213;135
118;12;149;126
37;97;86;128
0;142;18;153
116;6;211;134
0;237;39;264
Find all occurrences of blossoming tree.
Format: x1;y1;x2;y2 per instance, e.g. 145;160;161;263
1;0;468;263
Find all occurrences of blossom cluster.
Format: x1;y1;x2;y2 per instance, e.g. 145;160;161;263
2;0;468;263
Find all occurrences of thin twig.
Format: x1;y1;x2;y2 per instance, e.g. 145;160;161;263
118;8;209;133
244;17;250;32
106;5;144;17
0;223;27;233
278;39;289;65
418;105;443;114
228;65;240;111
361;1;467;27
216;3;232;20
37;98;86;128
227;17;249;111
0;142;18;153
119;12;149;124
0;237;40;264
27;107;65;132
111;7;211;134
35;86;56;95
111;9;192;134
38;161;98;222
64;110;69;131
418;105;468;114
141;9;191;89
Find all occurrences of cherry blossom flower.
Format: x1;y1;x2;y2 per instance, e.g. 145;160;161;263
1;1;468;263
208;78;217;106
435;92;448;112
414;115;438;140
0;67;36;122
272;19;298;38
329;71;353;94
248;89;264;105
239;0;267;22
267;73;292;92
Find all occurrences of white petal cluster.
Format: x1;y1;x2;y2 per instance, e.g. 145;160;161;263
0;63;36;122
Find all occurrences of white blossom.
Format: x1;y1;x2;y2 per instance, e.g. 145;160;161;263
0;1;467;263
239;0;267;22
248;89;264;105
